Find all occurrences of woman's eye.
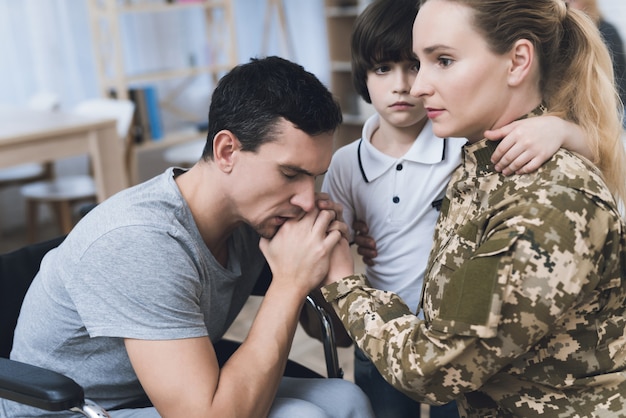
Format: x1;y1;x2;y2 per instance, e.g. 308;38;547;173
438;57;453;67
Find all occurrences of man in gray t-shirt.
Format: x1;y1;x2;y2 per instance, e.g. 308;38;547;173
1;57;374;418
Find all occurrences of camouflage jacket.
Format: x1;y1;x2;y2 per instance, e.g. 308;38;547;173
323;138;626;417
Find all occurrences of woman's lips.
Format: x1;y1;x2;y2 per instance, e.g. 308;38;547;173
425;107;444;119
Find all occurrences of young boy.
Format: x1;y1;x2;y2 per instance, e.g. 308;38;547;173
321;1;589;417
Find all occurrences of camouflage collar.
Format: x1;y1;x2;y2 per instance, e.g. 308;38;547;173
464;103;548;175
464;139;498;175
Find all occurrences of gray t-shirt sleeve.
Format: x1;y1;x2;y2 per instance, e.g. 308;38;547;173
67;227;208;340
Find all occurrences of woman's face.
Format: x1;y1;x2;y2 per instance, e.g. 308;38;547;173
410;0;513;142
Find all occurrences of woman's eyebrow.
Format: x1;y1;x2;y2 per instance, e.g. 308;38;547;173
421;44;454;55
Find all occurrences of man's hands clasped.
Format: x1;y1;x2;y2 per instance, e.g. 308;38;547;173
259;193;351;297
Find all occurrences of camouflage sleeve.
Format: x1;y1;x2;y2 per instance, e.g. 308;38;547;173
322;274;463;405
322;199;620;405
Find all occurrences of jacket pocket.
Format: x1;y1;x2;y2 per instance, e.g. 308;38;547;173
431;229;522;338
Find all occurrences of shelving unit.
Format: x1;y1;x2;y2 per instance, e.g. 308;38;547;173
86;0;237;184
324;0;372;149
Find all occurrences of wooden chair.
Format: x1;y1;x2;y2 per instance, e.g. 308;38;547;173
0;93;59;235
19;98;134;242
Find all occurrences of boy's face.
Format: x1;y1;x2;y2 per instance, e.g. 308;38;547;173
366;60;427;130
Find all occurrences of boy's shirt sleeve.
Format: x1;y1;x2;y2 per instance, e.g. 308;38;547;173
321;147;356;240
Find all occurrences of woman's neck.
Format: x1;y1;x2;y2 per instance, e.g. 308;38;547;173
466;97;544;144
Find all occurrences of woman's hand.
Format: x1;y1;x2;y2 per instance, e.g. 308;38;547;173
316;193;350;240
323;234;354;286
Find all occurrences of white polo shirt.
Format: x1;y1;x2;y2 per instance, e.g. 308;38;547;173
322;114;467;312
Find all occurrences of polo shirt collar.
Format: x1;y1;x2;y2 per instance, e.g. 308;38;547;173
358;114;448;182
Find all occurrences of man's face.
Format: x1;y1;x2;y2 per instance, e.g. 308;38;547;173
234;119;334;239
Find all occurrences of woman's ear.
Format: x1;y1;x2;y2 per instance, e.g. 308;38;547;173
212;130;241;173
508;39;535;87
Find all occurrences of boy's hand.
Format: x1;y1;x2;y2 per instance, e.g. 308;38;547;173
352;219;377;266
487;115;589;176
486;119;558;176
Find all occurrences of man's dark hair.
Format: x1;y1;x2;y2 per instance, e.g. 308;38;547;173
203;56;342;159
351;0;420;103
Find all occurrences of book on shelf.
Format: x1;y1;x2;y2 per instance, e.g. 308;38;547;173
127;85;163;143
143;86;163;141
128;88;150;143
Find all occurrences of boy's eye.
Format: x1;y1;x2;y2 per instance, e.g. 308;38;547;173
373;65;391;74
282;172;298;180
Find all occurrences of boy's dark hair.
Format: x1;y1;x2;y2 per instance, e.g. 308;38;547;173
351;0;420;103
203;56;342;159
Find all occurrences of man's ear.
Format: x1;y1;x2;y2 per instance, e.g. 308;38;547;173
212;130;241;173
508;39;535;87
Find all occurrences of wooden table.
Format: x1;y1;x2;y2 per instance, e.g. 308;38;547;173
0;107;129;202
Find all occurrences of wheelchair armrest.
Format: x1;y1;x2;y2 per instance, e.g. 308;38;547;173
305;295;344;379
0;357;85;412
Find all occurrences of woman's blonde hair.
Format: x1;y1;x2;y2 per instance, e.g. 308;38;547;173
421;0;626;205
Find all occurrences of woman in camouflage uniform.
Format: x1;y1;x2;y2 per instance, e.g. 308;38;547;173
322;0;626;416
